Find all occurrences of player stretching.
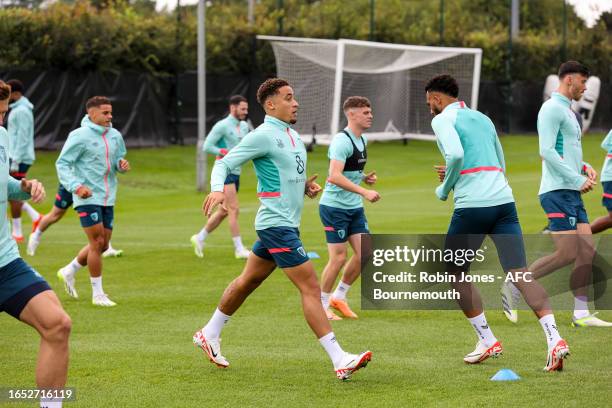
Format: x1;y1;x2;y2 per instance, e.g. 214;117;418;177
319;96;380;320
193;79;372;380
590;129;612;233
191;95;250;259
427;74;569;371
501;62;612;327
26;182;124;258
56;96;130;307
6;79;41;242
0;80;71;408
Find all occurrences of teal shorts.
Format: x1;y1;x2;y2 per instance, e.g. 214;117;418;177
0;258;51;319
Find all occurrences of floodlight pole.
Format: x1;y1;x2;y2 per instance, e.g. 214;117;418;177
439;0;444;45
330;40;345;137
196;0;207;191
369;0;375;40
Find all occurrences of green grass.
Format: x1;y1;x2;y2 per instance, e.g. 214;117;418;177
1;135;611;407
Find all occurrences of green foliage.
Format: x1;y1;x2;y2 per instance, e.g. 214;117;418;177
0;0;610;80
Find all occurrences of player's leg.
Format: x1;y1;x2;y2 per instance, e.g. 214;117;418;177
89;207;116;306
224;179;249;258
191;206;228;258
27;206;68;256
9;200;24;241
592;182;612;233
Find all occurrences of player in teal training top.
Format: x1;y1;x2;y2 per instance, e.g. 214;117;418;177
318;96;380;321
427;74;569;371
590;129;612;233
192;78;372;380
503;61;612;328
0;80;72;408
55;96;130;308
191;95;251;259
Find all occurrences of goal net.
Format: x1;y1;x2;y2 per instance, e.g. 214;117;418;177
257;36;482;144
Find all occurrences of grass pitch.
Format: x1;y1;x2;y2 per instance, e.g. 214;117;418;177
1;135;611;407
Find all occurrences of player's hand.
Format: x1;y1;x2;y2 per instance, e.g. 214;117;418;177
364;171;377;185
363;189;381;203
119;159;131;172
75;185;92;199
580;178;596;194
20;178;45;203
305;174;322;199
434;165;446;182
203;191;225;216
585;166;597;182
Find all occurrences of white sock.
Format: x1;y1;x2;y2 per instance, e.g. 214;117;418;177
40;397;62;407
203;308;231;340
12;217;22;237
107;241;114;251
467;312;497;347
65;258;83;278
332;281;351;300
319;331;345;368
573;295;590;319
508;281;520;298
539;314;562;350
232;236;244;251
90;276;104;297
33;227;43;240
197;228;209;242
321;291;331;310
22;202;40;220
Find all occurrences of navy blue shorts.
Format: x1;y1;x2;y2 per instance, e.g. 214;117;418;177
0;258;51;319
446;202;527;271
602;182;612;212
75;205;114;229
252;227;309;268
54;184;73;210
9;162;30;180
539;189;589;231
319;204;369;243
224;174;240;192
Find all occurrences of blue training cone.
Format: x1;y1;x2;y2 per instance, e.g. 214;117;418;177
307;251;320;259
490;369;521;381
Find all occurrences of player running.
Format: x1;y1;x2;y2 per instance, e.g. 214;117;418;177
193;78;372;380
6;79;41;242
427;74;569;371
0;80;72;408
501;61;612;327
55;96;130;307
319;96;380;320
590;129;612;233
191;95;250;259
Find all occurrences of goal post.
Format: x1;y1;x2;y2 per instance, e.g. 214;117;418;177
257;35;483;144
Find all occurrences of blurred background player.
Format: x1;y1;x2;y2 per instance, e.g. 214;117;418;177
501;61;612;327
193;78;372;380
590;129;612;233
0;80;71;408
55;96;130;307
318;96;380;320
191;95;250;259
427;74;569;371
27;182;124;258
6;79;41;243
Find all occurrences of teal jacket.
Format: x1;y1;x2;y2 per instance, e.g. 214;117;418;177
0;127;31;268
203;114;249;176
8;96;35;165
432;101;514;208
211;115;307;230
600;130;612;183
56;115;127;208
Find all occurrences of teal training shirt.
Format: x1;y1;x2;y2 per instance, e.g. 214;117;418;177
538;92;590;195
56;115;127;208
319;128;367;209
432;101;514;208
210;115;308;230
7;96;35;165
203;114;249;176
600;130;612;182
0;127;31;268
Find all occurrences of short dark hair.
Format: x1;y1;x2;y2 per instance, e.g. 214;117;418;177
0;80;11;101
229;95;247;106
86;96;112;110
6;79;24;94
343;96;371;112
256;78;290;105
424;74;459;98
558;61;590;79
